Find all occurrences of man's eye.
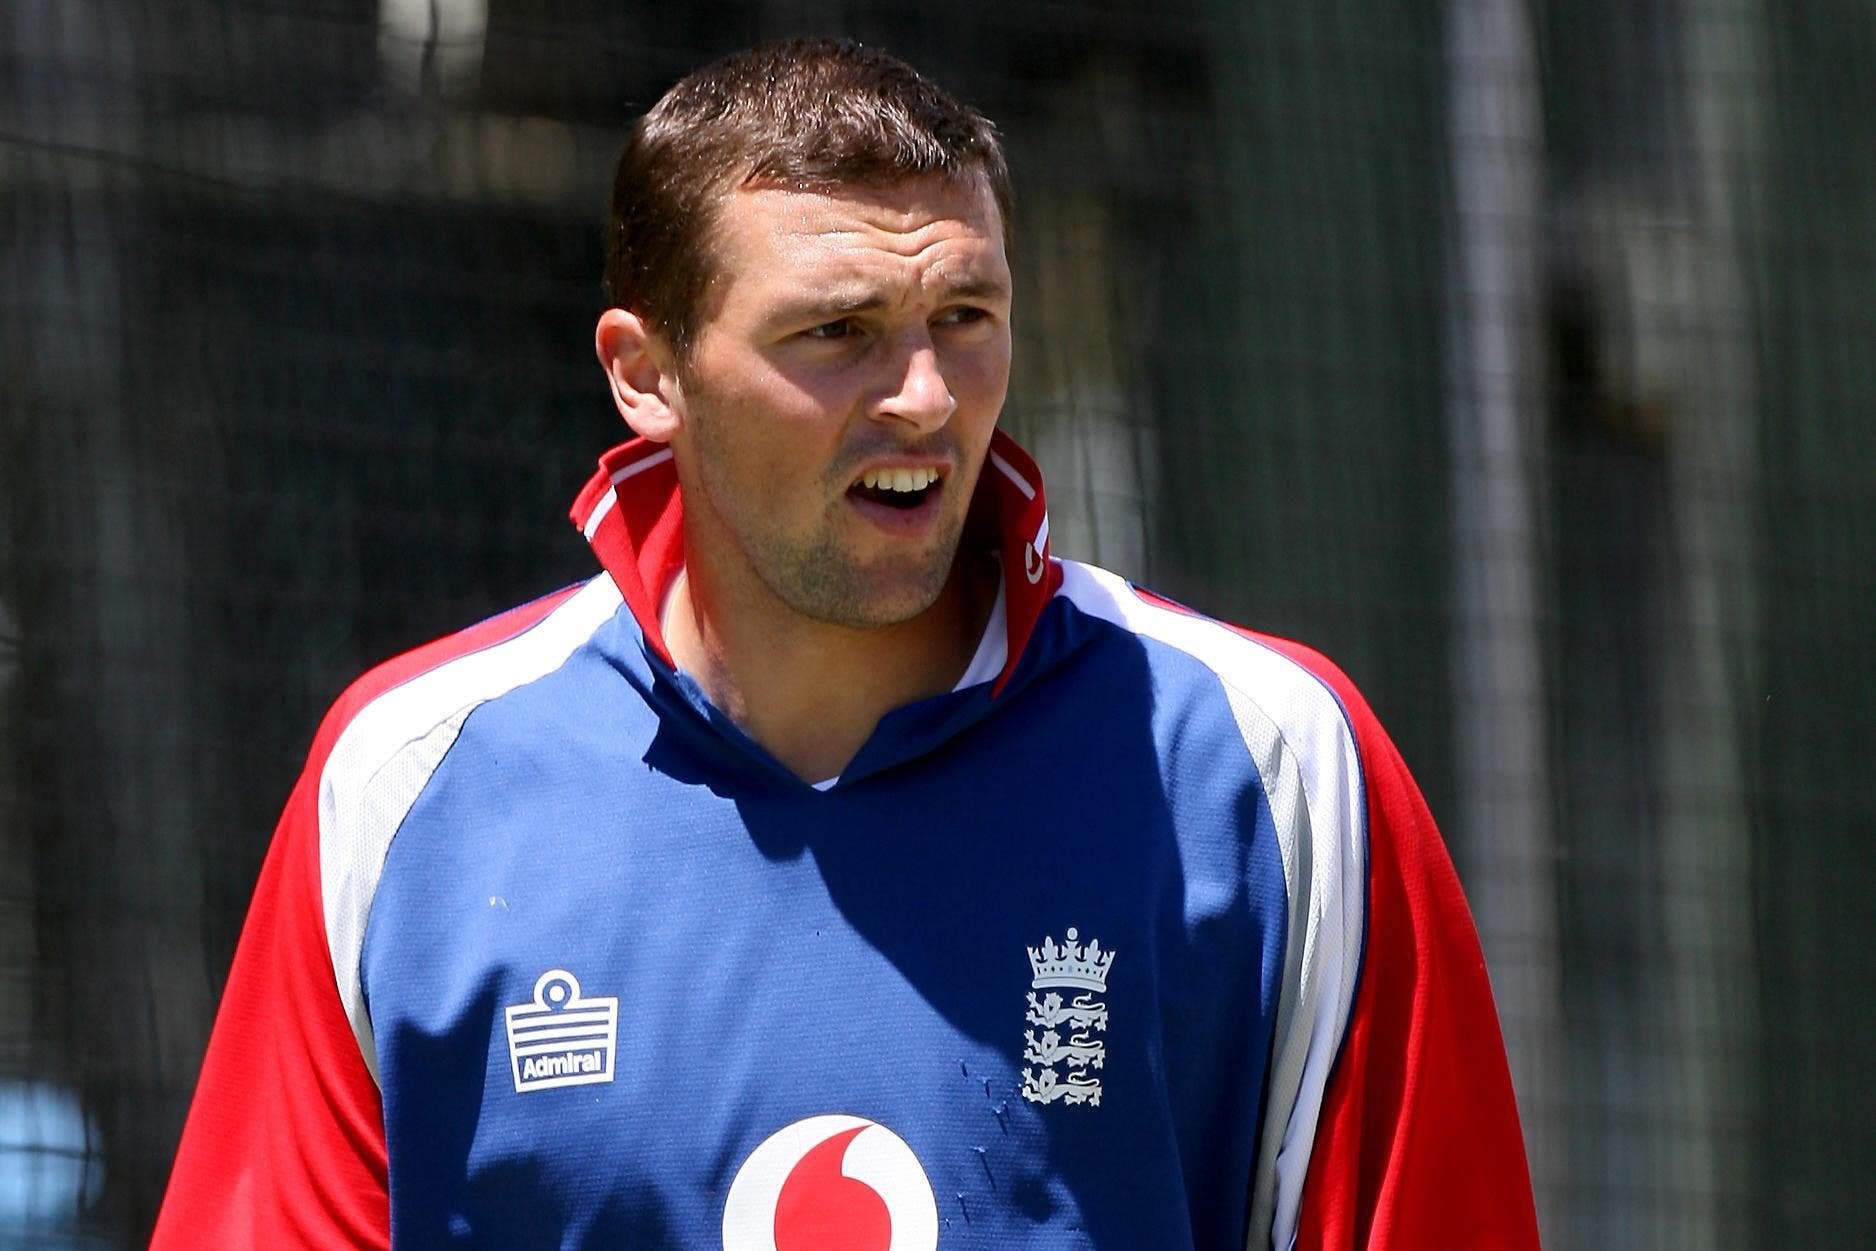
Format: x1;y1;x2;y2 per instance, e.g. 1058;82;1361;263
803;319;856;340
936;306;990;327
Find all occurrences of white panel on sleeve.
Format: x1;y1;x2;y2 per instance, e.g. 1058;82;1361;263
1053;562;1367;1251
318;575;623;1083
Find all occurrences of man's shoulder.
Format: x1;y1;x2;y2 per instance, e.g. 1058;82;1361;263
1051;557;1363;738
308;575;622;773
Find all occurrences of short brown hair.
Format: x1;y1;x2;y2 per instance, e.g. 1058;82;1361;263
603;39;1012;354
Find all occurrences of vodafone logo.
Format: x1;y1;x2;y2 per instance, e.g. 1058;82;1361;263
1023;541;1046;584
721;1115;938;1251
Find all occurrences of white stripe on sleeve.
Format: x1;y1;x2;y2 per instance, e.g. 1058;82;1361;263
318;575;622;1083
1054;561;1367;1251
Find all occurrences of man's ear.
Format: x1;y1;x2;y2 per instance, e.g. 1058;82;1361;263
595;308;683;443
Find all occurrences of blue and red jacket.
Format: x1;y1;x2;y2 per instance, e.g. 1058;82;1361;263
153;431;1538;1249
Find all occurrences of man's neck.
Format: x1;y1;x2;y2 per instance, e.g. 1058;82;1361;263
662;553;1000;784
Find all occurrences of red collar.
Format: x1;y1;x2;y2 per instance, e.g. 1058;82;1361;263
568;429;1061;697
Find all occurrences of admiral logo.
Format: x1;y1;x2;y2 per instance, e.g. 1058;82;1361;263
505;968;618;1094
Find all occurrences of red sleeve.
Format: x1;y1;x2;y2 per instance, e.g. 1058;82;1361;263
152;586;582;1248
1265;638;1541;1250
149;741;391;1249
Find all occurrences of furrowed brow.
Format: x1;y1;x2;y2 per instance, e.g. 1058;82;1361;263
769;274;1009;329
938;275;1012;303
772;290;887;326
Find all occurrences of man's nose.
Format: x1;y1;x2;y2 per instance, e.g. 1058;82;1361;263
872;336;957;432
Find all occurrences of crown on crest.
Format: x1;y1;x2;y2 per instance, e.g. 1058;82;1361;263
1027;927;1115;992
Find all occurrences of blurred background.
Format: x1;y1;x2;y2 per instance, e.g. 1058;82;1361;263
2;0;1872;1246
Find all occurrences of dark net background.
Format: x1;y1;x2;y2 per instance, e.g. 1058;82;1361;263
1;0;1870;1246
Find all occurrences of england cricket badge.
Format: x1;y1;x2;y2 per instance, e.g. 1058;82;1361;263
1020;927;1114;1107
505;968;618;1093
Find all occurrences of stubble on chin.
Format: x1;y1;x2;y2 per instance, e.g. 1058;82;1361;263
759;507;967;631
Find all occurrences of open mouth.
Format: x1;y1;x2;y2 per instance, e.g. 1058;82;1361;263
848;466;943;511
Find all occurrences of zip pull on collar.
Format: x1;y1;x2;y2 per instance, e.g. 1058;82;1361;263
568;429;1060;694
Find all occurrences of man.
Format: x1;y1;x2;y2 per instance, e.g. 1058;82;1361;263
154;38;1538;1250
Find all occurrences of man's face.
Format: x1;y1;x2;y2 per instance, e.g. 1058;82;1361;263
669;174;1013;629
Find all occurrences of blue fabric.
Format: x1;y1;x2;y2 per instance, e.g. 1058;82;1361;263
361;593;1290;1250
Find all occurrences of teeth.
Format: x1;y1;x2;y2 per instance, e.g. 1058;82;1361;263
859;467;940;492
